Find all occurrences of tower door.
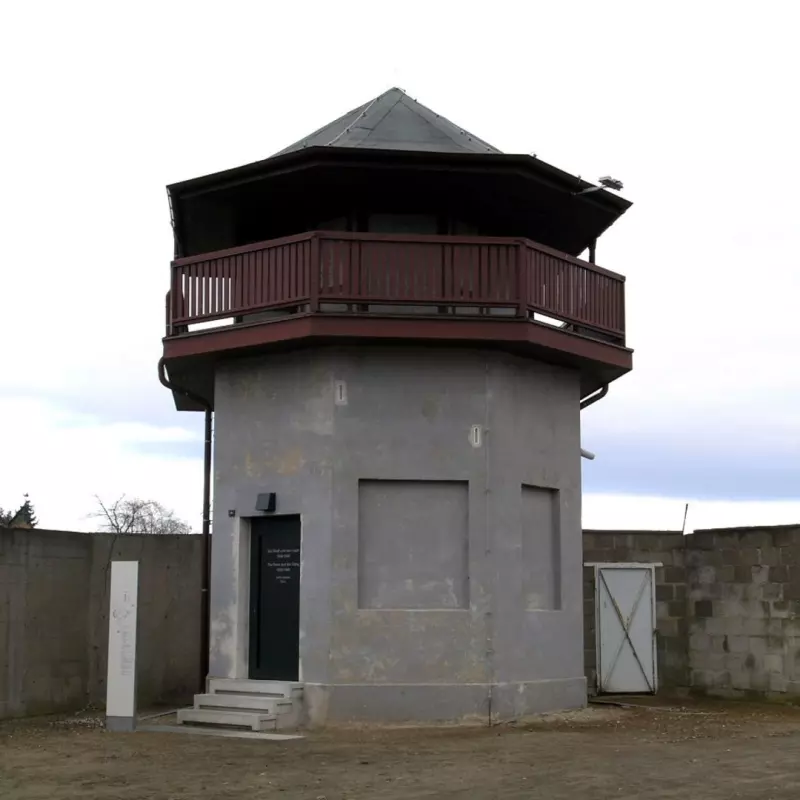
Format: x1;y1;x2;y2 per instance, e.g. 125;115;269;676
249;516;301;681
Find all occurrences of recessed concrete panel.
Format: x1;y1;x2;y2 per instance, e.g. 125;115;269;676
357;479;469;610
521;485;561;611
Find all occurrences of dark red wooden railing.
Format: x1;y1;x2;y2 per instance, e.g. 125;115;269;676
523;241;625;337
168;231;625;343
317;235;521;307
169;233;313;324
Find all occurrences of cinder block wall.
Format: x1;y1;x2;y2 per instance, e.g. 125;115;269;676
582;531;688;692
583;525;800;698
0;527;202;719
686;526;800;696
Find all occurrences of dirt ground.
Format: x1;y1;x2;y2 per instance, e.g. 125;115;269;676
2;699;800;799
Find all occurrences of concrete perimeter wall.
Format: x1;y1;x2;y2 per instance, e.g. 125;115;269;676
6;523;799;718
0;527;202;719
583;525;800;698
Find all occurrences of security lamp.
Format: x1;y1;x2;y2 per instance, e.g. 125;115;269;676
599;176;624;191
255;493;277;513
573;176;624;197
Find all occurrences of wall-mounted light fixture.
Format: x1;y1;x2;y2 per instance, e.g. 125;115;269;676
255;493;277;513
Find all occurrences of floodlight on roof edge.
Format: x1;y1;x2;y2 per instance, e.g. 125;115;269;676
573;176;625;196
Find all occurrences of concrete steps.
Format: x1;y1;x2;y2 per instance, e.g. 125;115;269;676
209;679;303;698
177;707;277;731
194;692;294;714
178;680;304;732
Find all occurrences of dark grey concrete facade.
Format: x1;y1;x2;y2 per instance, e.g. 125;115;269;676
210;346;586;725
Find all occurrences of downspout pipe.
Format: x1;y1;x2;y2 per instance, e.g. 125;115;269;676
157;358;212;693
580;384;609;411
579;384;609;461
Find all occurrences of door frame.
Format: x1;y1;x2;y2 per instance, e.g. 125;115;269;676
246;513;303;682
587;562;660;695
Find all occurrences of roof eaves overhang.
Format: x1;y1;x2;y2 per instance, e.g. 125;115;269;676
169;147;628;206
167;148;632;255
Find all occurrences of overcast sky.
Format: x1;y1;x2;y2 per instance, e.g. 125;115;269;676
1;1;798;533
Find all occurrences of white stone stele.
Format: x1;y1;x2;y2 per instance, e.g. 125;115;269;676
106;560;139;732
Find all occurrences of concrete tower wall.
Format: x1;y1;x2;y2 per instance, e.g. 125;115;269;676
209;346;585;724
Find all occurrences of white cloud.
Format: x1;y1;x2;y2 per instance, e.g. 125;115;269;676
0;399;202;532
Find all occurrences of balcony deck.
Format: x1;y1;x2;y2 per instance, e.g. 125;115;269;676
162;231;631;409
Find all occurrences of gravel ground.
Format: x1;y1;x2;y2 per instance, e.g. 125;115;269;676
2;699;800;799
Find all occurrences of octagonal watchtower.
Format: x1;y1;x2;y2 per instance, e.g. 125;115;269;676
161;88;632;727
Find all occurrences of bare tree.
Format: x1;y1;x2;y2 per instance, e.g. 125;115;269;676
91;495;193;535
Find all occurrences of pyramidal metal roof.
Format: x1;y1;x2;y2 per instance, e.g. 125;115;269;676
275;87;502;157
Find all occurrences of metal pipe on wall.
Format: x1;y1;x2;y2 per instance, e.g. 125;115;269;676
579;384;609;462
157;358;212;692
580;384;608;410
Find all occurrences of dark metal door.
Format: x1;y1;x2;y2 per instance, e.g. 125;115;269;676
249;516;301;680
